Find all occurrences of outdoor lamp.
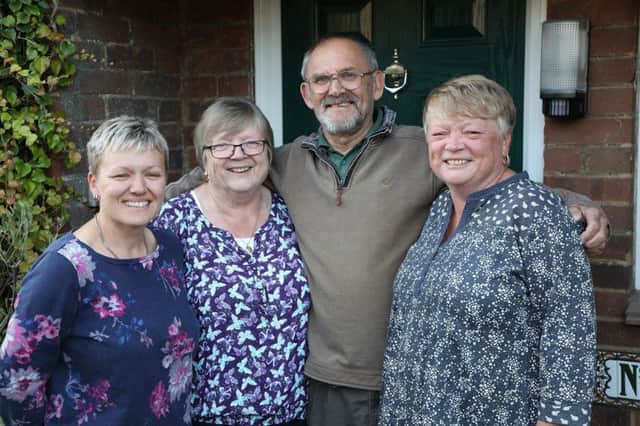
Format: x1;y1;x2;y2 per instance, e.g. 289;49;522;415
540;19;590;118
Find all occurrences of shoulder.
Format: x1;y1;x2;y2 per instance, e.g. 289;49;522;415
273;135;312;163
156;191;195;221
391;124;425;141
20;233;84;296
491;176;576;233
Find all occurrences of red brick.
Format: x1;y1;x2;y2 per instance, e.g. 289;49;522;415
603;205;633;232
589;87;635;115
168;147;183;170
131;21;179;49
159;100;181;123
186;24;252;49
219;75;251;97
105;97;156;119
545;118;633;145
77;14;130;44
544;146;583;173
71;40;106;70
543;176;632;203
71;69;133;95
596;319;640;349
589;57;636;86
585;146;633;174
591;26;638;57
157;50;181;75
596;289;631;321
106;45;154;71
183;77;218;98
592;263;632;290
548;0;638;26
59;94;106;121
168;170;182;183
185;145;197;168
187;100;210;123
592;404;632;426
183;0;251;24
187;49;250;76
602;235;633;262
133;73;179;97
60;0;105;13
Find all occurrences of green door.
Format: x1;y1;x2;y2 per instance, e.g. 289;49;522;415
282;0;525;171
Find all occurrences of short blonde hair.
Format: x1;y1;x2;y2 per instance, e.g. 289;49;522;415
193;97;274;167
423;74;516;137
87;116;168;175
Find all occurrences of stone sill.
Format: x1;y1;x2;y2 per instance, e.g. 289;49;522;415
625;290;640;325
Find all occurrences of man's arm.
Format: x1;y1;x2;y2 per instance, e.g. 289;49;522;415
164;166;205;200
552;187;610;256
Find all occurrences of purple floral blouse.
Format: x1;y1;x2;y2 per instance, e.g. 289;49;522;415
0;229;199;425
153;191;310;425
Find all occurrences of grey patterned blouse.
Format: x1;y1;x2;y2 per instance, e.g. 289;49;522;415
379;172;595;426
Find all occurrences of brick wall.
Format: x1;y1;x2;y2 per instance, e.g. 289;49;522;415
180;0;253;168
56;0;254;223
544;1;640;424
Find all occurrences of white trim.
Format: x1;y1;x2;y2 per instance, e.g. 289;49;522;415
522;0;546;182
253;0;284;147
633;23;640;290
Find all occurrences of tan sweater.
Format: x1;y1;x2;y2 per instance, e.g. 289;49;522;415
270;108;441;390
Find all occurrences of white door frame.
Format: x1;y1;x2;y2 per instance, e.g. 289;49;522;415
254;0;547;181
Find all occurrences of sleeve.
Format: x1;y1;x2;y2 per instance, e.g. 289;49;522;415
164;167;205;200
522;202;596;425
0;250;79;424
547;186;600;209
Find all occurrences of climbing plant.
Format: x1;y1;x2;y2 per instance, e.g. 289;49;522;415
0;0;80;335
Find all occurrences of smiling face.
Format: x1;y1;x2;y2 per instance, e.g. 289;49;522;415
300;38;384;144
203;126;270;198
426;115;511;199
89;148;166;230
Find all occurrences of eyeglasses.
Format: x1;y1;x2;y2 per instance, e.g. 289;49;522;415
306;70;377;94
203;140;267;159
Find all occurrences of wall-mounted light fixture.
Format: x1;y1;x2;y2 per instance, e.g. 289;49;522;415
540;19;589;119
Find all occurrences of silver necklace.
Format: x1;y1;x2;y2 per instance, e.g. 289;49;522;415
94;214;149;258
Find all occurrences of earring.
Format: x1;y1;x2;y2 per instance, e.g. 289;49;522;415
503;154;511;167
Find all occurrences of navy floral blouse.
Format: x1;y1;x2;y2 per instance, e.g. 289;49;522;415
380;173;596;426
0;229;199;425
153;190;310;425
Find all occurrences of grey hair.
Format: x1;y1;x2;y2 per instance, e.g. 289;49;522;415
193;97;274;167
423;74;516;138
300;32;379;80
87;116;169;175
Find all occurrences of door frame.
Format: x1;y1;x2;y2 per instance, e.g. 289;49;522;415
253;0;546;182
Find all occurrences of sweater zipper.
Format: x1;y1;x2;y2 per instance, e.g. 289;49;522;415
312;152;345;206
304;123;391;206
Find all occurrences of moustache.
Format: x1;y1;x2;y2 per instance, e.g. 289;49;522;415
321;94;359;108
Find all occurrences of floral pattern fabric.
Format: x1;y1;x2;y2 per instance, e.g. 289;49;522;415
379;173;596;426
153;191;310;425
0;229;199;425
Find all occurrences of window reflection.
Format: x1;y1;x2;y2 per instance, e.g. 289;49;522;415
423;0;486;40
317;0;372;40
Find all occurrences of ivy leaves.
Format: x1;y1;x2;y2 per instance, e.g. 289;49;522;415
0;0;80;290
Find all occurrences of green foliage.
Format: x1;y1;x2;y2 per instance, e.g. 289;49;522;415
0;202;34;334
0;0;80;335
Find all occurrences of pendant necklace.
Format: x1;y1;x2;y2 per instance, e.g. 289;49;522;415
238;191;263;254
95;214;149;258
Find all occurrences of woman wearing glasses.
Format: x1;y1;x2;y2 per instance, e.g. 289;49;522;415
153;97;310;426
